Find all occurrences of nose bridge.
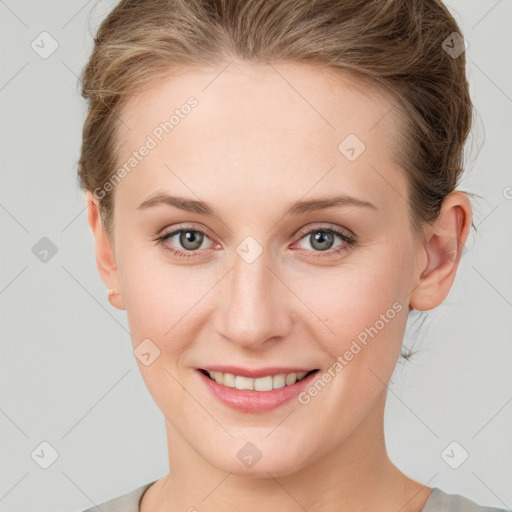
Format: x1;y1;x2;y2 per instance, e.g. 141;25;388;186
215;247;291;348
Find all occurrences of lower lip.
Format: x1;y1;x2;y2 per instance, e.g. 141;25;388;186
196;369;319;413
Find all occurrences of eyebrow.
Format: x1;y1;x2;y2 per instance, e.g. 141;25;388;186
137;192;377;216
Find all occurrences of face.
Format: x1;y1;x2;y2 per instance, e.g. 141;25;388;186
106;62;422;476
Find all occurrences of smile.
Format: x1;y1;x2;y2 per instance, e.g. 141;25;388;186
196;367;321;413
199;369;317;391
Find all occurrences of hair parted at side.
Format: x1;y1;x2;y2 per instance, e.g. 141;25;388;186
78;0;474;243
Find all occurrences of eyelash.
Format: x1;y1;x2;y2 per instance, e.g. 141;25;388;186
154;225;357;259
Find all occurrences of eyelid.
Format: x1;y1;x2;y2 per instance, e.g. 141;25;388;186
293;223;355;242
156;222;356;257
158;223;216;243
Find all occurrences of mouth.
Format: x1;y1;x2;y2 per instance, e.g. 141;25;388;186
198;368;319;391
196;367;320;413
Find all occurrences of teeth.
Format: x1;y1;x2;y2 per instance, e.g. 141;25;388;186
254;376;273;391
206;370;312;391
272;374;286;389
223;373;236;387
285;373;297;386
235;375;254;390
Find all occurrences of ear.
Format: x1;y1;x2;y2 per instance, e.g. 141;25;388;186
85;190;126;310
409;191;472;311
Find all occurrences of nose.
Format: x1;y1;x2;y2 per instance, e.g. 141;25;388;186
213;250;293;351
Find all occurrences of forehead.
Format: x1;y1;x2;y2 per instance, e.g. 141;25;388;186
119;61;400;144
113;61;407;216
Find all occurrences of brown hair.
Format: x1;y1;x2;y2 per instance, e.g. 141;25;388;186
78;0;475;243
78;0;474;241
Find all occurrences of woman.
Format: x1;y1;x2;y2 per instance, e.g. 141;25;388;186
77;0;507;510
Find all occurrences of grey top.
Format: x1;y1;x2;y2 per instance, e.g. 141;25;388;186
81;481;509;512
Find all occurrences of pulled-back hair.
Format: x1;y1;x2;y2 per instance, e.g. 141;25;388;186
78;0;474;244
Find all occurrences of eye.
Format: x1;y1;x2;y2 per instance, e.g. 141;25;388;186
293;226;356;256
155;226;216;258
154;224;356;260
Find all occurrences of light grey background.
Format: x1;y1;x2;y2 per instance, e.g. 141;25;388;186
0;1;511;511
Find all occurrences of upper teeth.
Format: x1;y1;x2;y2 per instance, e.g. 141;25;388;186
207;371;310;391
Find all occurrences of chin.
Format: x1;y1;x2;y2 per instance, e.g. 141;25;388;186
202;439;313;478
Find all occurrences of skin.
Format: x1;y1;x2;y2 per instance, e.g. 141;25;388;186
86;61;472;511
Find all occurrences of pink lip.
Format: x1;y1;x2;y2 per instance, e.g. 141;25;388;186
196;368;319;413
200;366;316;378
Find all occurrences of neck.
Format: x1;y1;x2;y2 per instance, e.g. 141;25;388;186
141;390;431;512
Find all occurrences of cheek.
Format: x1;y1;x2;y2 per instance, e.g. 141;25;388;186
119;231;413;360
117;245;173;342
117;248;199;414
118;245;215;356
292;244;413;364
290;250;412;435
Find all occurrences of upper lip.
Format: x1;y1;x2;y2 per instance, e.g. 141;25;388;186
199;366;318;378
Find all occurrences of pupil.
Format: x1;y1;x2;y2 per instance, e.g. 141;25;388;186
312;231;333;251
180;230;203;250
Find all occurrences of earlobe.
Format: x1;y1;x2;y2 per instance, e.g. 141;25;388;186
85;191;126;310
409;191;472;312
